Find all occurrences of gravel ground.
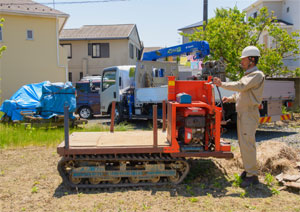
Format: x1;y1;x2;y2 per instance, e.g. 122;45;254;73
222;122;300;148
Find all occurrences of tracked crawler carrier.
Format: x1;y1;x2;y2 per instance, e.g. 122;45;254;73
57;77;233;189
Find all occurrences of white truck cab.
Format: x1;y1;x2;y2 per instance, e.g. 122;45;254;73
100;65;135;115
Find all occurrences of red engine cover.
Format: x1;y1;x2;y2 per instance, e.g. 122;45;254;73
183;107;206;117
184;128;193;144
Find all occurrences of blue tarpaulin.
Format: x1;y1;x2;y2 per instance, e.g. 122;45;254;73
0;81;76;121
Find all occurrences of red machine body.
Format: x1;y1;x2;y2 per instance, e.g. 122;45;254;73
164;76;230;154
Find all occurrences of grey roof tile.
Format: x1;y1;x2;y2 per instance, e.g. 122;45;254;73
178;21;203;31
143;47;162;52
60;24;136;40
0;0;68;17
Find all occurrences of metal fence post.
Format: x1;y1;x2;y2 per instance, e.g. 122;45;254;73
153;104;158;148
162;100;166;132
110;101;116;133
64;104;69;149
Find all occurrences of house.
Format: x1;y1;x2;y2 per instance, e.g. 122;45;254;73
178;21;203;44
59;24;143;82
0;0;69;101
244;0;300;70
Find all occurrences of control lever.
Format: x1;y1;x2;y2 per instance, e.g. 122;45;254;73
211;78;231;125
221;119;231;125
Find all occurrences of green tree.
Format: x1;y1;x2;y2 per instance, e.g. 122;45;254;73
0;18;6;56
185;7;300;80
0;18;6;103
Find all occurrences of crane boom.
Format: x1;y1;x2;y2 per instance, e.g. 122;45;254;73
142;41;210;61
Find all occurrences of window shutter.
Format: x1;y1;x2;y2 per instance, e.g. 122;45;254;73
88;43;92;56
101;43;109;58
129;44;134;59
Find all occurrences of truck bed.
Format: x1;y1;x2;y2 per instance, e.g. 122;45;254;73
263;80;295;100
215;80;295;101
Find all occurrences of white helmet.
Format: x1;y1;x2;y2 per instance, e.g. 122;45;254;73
240;46;260;58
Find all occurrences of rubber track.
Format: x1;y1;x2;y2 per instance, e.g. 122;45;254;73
58;154;190;190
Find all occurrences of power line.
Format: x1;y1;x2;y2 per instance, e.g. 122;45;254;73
0;0;129;6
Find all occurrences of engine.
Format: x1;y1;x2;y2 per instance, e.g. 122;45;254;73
177;107;206;146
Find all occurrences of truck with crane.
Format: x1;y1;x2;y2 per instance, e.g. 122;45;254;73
99;41;295;125
99;41;211;123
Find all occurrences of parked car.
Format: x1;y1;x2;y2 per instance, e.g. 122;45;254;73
75;80;101;119
80;75;102;81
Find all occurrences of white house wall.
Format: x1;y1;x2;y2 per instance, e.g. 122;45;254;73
245;0;300;71
128;27;141;49
128;27;142;64
62;39;132;82
181;28;197;44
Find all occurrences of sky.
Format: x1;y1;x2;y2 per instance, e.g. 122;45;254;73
35;0;258;47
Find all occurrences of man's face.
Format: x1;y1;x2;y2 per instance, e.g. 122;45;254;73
240;57;250;70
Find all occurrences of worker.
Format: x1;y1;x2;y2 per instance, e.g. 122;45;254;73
213;46;265;188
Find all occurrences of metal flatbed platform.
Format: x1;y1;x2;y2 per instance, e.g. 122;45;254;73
57;130;169;156
57;103;233;159
57;130;233;159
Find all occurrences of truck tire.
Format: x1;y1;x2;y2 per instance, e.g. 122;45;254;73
114;104;123;124
78;106;93;119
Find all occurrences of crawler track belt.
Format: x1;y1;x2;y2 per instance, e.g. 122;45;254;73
57;154;190;189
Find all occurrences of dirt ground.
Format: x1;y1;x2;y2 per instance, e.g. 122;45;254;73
1;114;300;212
1;142;300;212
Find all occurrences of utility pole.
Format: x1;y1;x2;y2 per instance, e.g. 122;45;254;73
53;0;55;9
203;0;208;30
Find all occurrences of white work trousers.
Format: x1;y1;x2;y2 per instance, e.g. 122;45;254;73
237;109;259;177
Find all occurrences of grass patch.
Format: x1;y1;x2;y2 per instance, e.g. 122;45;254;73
188;197;199;203
265;173;275;187
232;173;242;187
31;186;38;193
0;122;134;148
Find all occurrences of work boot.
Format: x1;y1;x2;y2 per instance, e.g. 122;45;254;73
240;171;247;180
240;175;259;188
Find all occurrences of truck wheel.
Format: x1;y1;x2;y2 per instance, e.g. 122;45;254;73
78;106;93;119
114;104;123;124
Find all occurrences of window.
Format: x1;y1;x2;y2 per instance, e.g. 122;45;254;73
102;70;116;91
76;82;89;94
88;43;109;58
129;43;134;59
27;30;33;40
91;82;101;93
136;47;140;60
68;72;72;82
137;49;141;60
61;44;72;59
287;7;289;13
93;44;101;58
0;27;2;41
